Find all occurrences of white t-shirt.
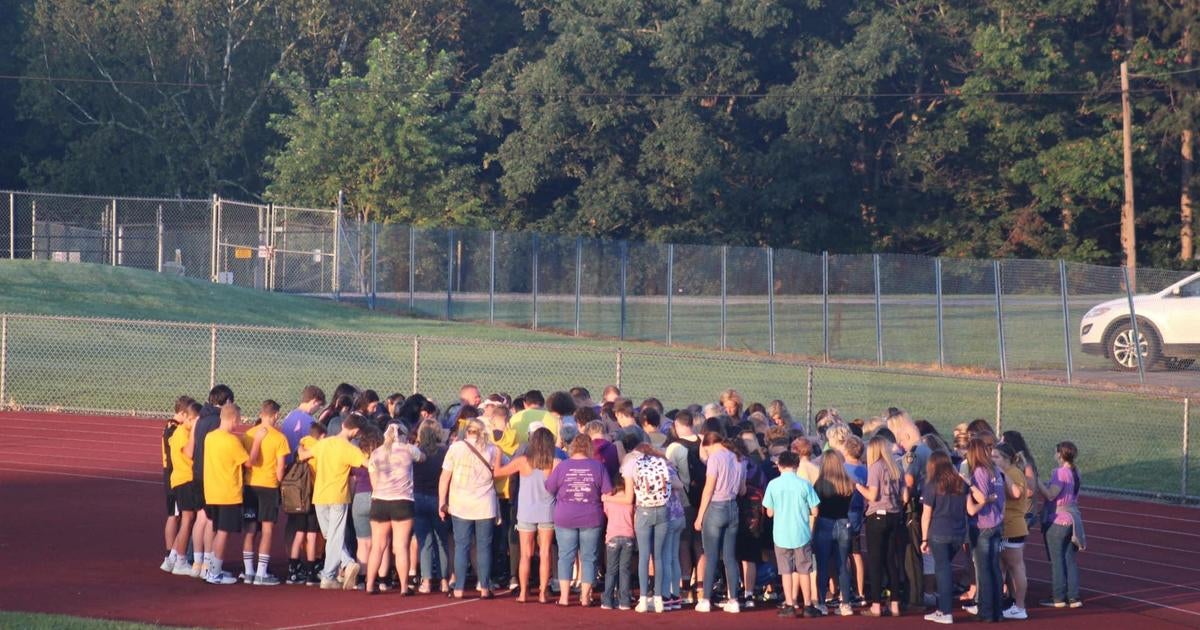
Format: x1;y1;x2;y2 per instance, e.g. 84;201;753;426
368;442;424;501
442;440;498;520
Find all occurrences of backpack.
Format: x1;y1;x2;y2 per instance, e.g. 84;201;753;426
673;437;706;507
633;456;672;508
280;460;315;514
738;460;767;537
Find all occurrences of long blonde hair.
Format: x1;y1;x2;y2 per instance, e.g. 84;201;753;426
866;435;900;481
814;450;855;497
462;417;489;450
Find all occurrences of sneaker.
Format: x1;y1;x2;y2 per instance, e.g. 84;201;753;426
618;604;633;611
803;605;824;618
320;579;340;590
341;563;360;590
160;556;175;572
1068;600;1083;609
206;571;237;585
190;562;206;579
255;574;282;586
171;559;193;576
777;605;796;618
815;603;829;616
1039;599;1066;609
668;598;683;611
838;604;855;616
695;599;712;613
741;595;756;609
963;603;978;615
635;596;649;613
305;570;321;587
652;596;665;613
600;603;613;611
721;600;740;614
851;596;867;608
924;611;954;624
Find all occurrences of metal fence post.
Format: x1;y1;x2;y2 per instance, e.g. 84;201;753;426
209;325;217;389
995;381;1003;434
666;243;674;346
1122;265;1146;383
446;229;454;320
333;191;343;301
30;199;36;260
822;251;830;363
1182;397;1190;498
532;233;540;330
369;222;378;310
0;315;7;406
489;230;496;325
8;193;14;260
574;236;582;337
111;198;118;266
935;257;945;370
993;260;1007;379
1058;260;1073;384
720;245;728;351
412;337;421;394
767;247;776;355
620;241;629;341
873;253;883;366
805;365;815;434
615;347;623;390
156;205;164;273
408;227;416;313
210;195;218;281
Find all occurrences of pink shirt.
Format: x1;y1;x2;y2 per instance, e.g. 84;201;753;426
603;499;634;542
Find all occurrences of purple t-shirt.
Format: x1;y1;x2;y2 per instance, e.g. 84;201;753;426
545;457;612;529
1050;466;1077;526
866;459;901;514
971;466;1006;530
705;448;744;502
351;466;371;495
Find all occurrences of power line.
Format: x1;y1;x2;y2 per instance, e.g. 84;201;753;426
0;72;1194;100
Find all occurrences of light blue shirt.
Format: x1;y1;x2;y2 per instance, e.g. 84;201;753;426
763;471;820;548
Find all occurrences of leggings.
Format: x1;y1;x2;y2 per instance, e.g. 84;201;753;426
864;512;904;604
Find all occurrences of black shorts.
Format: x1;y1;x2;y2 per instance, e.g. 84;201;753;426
174;481;203;512
211;504;244;533
369;499;414;522
163;470;179;516
286;508;322;536
245;486;281;523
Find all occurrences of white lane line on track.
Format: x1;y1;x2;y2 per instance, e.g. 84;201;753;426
0;442;155;457
1025;557;1200;592
1084;520;1200;538
1026;576;1200;618
271;599;479;630
0;449;156;467
1024;539;1200;571
0;466;160;485
0;434;160;450
1082;506;1200;523
0;458;157;477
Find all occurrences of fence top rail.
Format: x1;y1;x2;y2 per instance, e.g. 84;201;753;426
1;311;1192;400
2;190;213;205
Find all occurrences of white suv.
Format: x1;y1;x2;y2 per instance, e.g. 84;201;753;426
1080;271;1200;370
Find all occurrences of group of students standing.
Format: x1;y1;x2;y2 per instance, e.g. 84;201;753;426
157;383;1085;624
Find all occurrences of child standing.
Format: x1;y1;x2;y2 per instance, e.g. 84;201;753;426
240;400;290;585
601;476;635;610
299;414;366;590
160;395;193;571
762;451;821;618
203;404;264;585
286;423;325;585
166;401;202;575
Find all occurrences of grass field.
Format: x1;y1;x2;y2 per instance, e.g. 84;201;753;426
0;612;184;629
0;260;1193;499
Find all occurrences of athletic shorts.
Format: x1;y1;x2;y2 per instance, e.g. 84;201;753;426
211;504;244;533
352;492;372;535
515;521;555;532
174;481;203;512
775;544;814;575
369;499;415;522
286;508;321;536
163;470;179;516
244;486;281;523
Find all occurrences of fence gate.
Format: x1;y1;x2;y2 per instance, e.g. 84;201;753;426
270;205;338;295
215;200;270;289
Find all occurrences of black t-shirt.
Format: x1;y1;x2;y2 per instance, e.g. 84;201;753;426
412;445;447;496
817;487;852;520
192;404;221;480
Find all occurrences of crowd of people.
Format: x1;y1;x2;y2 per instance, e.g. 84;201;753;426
157;383;1085;623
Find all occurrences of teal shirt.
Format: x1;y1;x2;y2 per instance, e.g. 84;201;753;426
763;471;821;549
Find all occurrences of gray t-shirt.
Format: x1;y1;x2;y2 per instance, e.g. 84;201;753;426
706;448;744;502
368;442;424;501
866;458;902;514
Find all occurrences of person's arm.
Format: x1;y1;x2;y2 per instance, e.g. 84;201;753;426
1007;479;1023;500
855;467;879;502
808;505;819;536
603;477;635;505
694;473;716;531
185;428;196;459
920;502;933;553
274;454;287;483
493;456;527;479
244;427;267;470
967;489;984;516
968;470;990;504
1038;476;1063;500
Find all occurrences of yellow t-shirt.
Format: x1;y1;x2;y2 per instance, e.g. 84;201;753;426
203;430;248;506
241;425;292;489
300;436;319;474
495;409;553;454
311;437;366;505
167;425;193;489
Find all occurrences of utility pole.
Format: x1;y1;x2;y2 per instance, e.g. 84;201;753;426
1120;61;1137;284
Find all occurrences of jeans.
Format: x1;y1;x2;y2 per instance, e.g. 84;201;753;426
556;525;602;586
929;537;959;614
864;512;904;604
413;493;450;580
972;525;1003;620
603;536;634;608
1045;523;1079;603
662;516;685;599
635;505;670;597
452;516;494;591
314;503;350;581
700;500;740;601
814;516;853;604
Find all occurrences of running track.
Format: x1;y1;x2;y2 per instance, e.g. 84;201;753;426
1;412;1197;629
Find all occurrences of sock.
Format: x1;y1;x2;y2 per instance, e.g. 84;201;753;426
243;552;255;576
205;551;216;567
210;558;223;578
167;550;178;562
257;553;270;577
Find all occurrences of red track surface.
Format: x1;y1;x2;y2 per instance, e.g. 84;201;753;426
2;411;1197;629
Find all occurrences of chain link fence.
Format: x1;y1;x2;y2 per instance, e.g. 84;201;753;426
0;312;1193;502
4;189;1200;390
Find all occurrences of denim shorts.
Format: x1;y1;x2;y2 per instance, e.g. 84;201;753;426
515;521;555;532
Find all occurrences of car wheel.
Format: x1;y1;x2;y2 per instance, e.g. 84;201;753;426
1107;320;1161;371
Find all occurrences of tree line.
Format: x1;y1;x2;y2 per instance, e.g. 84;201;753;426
0;0;1195;268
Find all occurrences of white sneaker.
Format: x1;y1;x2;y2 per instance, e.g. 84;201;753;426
924;611;954;624
837;604;854;616
320;579;340;590
1002;606;1028;620
635;597;649;613
340;563;360;590
171;559;193;576
695;599;712;613
652;596;664;613
206;570;237;585
721;600;740;614
160;556;175;572
255;574;281;586
963;604;978;615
